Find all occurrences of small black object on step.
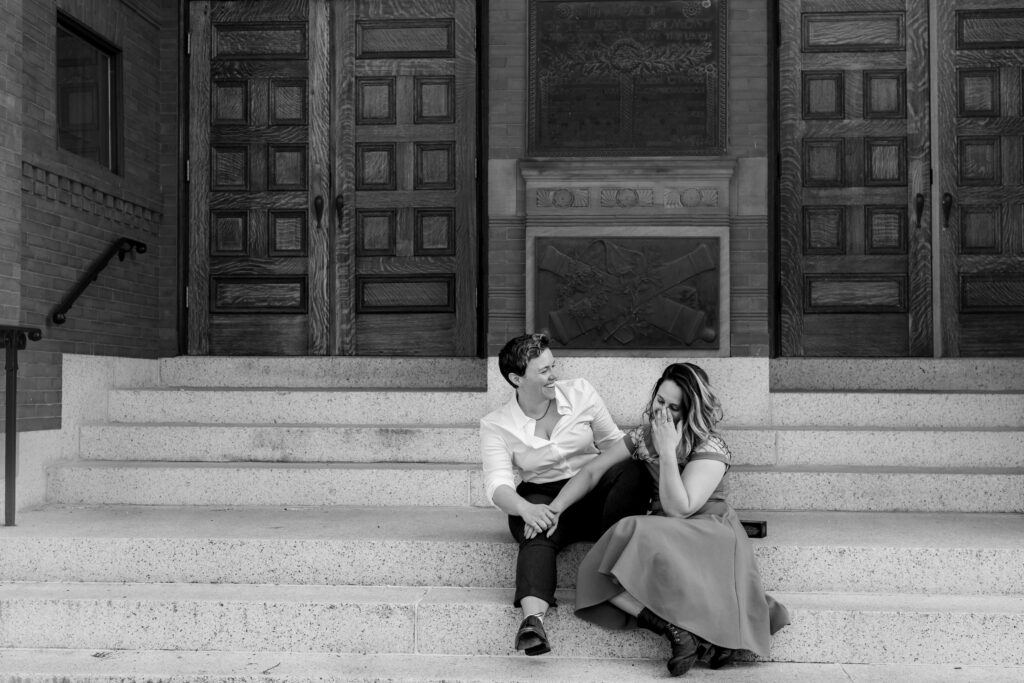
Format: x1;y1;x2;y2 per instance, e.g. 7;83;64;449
740;519;767;538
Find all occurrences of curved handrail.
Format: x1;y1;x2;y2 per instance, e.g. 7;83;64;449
51;237;147;325
2;325;43;526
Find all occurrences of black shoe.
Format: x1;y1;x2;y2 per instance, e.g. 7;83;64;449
706;645;736;670
663;623;699;676
696;637;737;670
636;608;698;676
514;615;550;656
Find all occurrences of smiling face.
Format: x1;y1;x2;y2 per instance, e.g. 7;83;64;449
653;378;685;424
513;348;558;401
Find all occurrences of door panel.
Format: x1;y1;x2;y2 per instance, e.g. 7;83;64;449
334;0;477;356
937;0;1024;356
779;0;932;356
189;0;330;355
189;0;478;357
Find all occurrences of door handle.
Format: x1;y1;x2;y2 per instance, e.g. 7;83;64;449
335;195;345;221
914;193;924;229
941;192;954;229
313;195;324;228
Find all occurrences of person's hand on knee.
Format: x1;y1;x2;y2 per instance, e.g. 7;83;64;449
520;502;555;539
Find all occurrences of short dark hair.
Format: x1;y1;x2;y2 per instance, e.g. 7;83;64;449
498;333;549;387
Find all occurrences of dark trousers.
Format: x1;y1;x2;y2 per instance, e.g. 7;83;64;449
508;458;651;607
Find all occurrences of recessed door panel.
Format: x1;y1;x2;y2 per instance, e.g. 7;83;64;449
937;1;1024;356
779;0;932;356
188;0;478;356
334;0;477;356
189;0;330;355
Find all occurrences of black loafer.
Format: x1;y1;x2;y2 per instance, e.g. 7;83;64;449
514;615;551;656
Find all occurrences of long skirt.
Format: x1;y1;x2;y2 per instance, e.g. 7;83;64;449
574;500;789;657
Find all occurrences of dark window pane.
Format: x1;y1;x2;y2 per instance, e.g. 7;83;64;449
57;18;118;172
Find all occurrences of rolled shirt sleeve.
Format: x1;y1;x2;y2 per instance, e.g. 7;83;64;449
480;417;518;505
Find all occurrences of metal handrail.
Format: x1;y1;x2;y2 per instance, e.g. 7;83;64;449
2;324;43;526
51;237;147;325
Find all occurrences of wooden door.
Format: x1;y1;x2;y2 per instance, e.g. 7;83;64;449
936;1;1024;356
189;0;330;354
333;0;478;355
779;0;933;356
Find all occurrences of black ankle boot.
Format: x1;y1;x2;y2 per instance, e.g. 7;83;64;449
707;645;736;670
636;608;699;676
697;638;736;670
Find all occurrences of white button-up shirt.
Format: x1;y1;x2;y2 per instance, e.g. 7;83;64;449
479;377;626;506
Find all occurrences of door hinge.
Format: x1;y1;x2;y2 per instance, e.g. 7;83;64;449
184;286;190;309
929;167;934;186
186;32;191;55
185;159;190;182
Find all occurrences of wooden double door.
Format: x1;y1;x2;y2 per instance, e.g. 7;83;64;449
779;0;1024;356
187;0;478;355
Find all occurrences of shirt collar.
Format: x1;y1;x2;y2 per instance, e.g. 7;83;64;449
507;381;568;427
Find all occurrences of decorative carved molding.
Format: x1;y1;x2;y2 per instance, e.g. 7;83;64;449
665;187;720;208
526;224;730;355
528;0;728;156
536;188;590;208
599;187;656;208
521;158;735;217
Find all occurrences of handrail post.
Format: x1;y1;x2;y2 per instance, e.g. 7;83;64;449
4;333;17;526
2;326;42;527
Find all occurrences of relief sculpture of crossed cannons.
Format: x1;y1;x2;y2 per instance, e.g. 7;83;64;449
539;239;718;346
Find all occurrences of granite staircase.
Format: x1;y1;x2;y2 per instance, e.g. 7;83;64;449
1;355;1022;682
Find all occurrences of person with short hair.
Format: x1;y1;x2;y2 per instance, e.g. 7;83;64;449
480;332;652;656
548;362;790;676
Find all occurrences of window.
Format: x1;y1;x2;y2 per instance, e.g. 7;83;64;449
56;14;120;172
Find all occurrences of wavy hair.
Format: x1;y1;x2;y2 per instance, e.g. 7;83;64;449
642;362;723;456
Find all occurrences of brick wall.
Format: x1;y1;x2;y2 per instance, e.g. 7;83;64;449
1;0;179;433
0;2;24;326
485;0;772;356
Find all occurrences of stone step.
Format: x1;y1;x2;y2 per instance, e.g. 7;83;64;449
0;583;1021;665
79;424;480;463
46;461;1024;512
769;358;1024;392
768;428;1024;468
2;650;1023;683
106;389;489;426
79;423;1024;469
158;356;488;390
1;506;1021;596
105;387;1024;429
769;391;1024;428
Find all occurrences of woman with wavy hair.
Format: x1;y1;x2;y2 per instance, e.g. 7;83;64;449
546;362;789;676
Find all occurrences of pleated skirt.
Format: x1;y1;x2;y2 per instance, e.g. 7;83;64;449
574;500;790;657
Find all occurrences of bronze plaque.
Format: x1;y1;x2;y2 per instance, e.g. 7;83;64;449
534;236;720;349
528;0;727;156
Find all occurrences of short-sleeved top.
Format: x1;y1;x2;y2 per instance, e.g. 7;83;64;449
479;377;626;506
624;425;732;503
